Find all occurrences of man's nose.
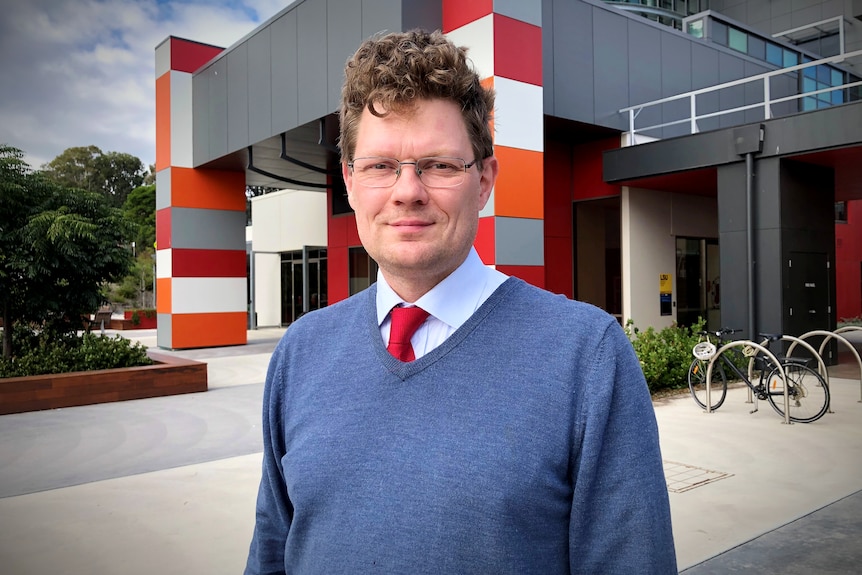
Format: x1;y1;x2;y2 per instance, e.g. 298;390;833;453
391;163;427;203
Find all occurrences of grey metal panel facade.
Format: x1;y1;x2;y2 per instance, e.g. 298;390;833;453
592;9;630;128
248;28;273;144
193;70;210;162
628;22;663;135
208;57;229;160
193;0;439;168
496;217;545;266
660;31;693;139
691;42;721;133
327;3;364;109
717;51;746;128
171;208;248;251
545;0;594;124
495;0;542;26
296;0;329;124
227;43;249;153
271;10;299;135
401;0;442;32
543;0;828;137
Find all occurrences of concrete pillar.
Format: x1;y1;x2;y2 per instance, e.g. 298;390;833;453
154;37;248;349
444;0;545;287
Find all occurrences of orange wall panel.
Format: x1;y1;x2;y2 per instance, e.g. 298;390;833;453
171;168;247;211
494;146;544;218
171;312;248;349
156;278;172;314
155;74;171;172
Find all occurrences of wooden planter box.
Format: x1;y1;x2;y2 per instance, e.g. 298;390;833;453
0;351;207;415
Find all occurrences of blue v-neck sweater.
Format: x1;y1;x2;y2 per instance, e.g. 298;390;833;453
246;278;676;574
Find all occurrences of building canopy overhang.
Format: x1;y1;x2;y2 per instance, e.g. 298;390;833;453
603;100;862;201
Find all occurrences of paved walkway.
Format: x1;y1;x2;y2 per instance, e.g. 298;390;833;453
0;327;860;573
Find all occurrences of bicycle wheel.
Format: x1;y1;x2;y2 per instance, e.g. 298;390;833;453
688;358;727;410
765;362;830;423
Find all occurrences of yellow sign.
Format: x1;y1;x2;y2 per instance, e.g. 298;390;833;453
659;273;672;294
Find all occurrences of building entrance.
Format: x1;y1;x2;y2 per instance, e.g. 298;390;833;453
280;248;327;325
676;237;720;330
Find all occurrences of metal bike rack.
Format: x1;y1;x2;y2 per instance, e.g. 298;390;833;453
788;328;862;404
753;335;832;413
706;340;791;424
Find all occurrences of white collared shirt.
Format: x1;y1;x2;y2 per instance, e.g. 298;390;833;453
377;248;509;359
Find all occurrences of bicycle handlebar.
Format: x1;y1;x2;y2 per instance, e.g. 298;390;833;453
698;327;742;339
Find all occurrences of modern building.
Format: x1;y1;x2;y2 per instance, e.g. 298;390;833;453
154;0;862;350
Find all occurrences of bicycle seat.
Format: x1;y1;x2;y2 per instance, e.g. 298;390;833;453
758;333;783;342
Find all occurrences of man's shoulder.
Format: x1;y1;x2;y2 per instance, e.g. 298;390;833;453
502;278;617;327
283;288;373;339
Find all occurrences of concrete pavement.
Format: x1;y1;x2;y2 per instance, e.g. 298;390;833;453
0;326;860;573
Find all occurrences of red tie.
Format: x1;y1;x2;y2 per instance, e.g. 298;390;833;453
387;306;430;362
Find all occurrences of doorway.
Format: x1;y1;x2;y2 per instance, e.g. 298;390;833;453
676;237;720;330
280;247;327;325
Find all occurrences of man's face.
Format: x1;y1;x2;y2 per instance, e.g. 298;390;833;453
343;98;497;292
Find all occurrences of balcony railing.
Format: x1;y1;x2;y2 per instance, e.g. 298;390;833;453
620;48;862;145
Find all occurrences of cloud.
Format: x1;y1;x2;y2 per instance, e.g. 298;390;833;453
0;0;288;171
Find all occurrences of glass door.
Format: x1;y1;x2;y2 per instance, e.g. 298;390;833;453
675;237;719;330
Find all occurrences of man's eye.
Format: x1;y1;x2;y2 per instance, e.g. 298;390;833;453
423;161;458;172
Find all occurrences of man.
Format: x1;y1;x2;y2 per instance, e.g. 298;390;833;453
245;29;676;574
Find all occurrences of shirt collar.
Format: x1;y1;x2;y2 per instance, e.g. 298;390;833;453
376;247;494;330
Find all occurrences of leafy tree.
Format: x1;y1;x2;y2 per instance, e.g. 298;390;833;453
0;145;135;359
92;151;146;208
40;145;101;191
41;146;146;208
123;184;156;252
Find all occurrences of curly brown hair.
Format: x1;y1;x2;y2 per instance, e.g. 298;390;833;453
338;29;494;168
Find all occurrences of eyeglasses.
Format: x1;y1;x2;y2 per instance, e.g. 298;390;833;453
348;156;478;188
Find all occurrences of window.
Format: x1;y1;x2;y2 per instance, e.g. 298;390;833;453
747;36;765;60
766;43;783;66
835;202;847;223
349;247;377;296
783;49;797;68
687;18;704;39
728;27;747;53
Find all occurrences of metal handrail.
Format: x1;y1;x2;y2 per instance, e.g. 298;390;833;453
620;48;862;144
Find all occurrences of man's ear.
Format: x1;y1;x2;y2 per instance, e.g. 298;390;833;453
477;155;498;210
342;162;355;210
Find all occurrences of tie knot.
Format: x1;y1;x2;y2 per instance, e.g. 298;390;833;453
387;306;430;362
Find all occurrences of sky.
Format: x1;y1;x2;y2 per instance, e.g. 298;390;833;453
0;0;290;171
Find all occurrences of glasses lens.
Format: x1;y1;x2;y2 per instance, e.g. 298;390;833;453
352;158;399;187
417;158;466;187
351;157;469;188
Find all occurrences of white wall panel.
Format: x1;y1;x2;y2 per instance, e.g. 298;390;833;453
493;76;544;152
170;71;194;168
251;189;327;253
254;253;281;327
445;15;494;80
172;277;247;313
156;248;172;278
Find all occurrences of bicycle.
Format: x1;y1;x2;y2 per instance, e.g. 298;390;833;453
688;328;830;423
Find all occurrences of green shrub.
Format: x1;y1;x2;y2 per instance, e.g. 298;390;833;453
625;318;706;394
0;325;152;378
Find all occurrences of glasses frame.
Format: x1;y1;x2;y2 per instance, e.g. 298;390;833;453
347;156;478;188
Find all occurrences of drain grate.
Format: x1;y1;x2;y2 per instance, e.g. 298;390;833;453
663;460;733;493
